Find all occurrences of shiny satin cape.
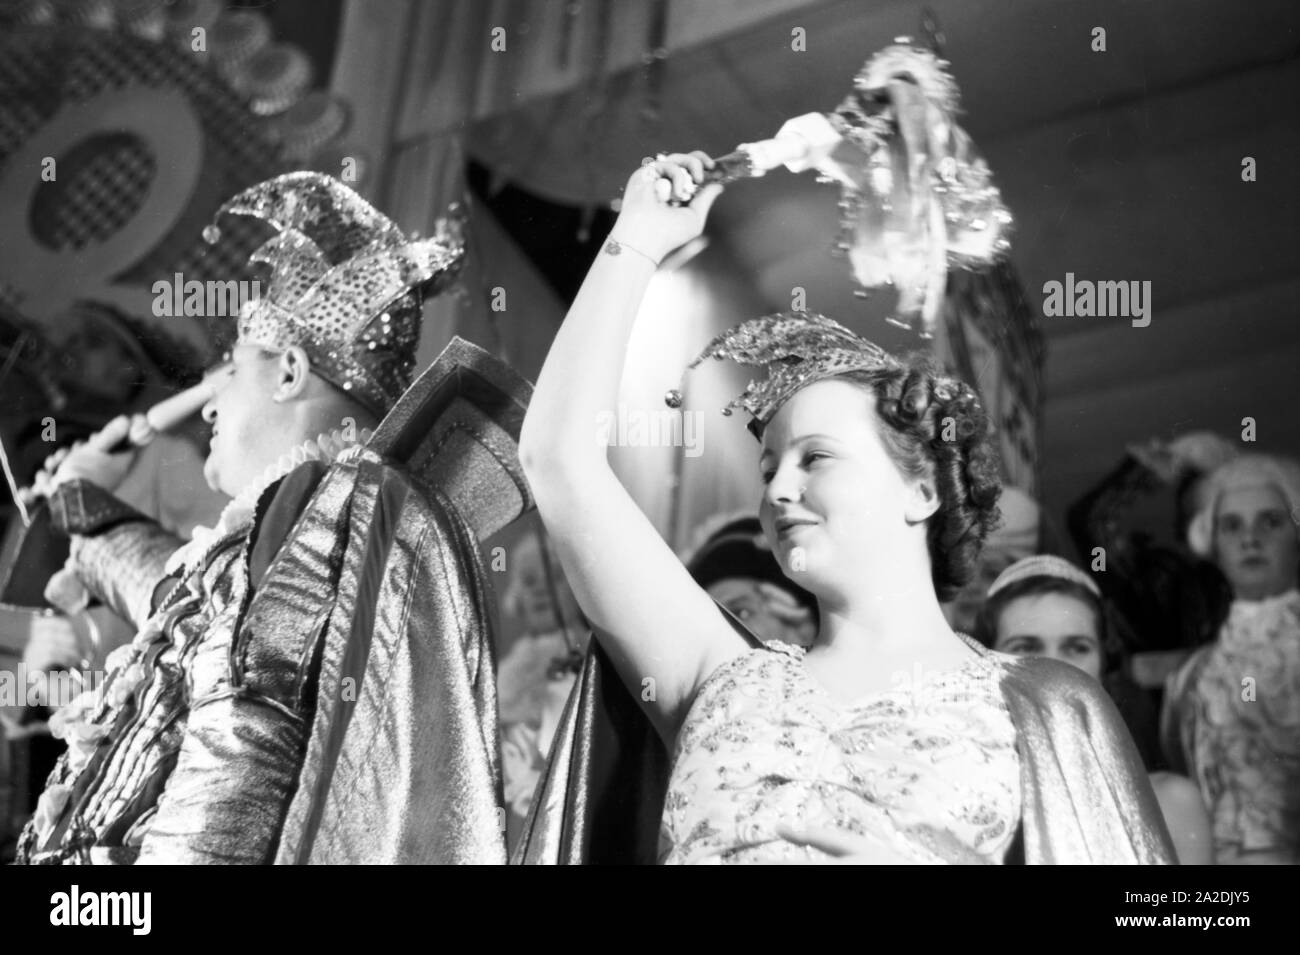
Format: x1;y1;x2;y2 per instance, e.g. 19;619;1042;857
265;337;534;864
15;338;530;865
514;616;1177;864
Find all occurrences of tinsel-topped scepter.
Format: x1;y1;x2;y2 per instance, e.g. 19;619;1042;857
693;38;1012;339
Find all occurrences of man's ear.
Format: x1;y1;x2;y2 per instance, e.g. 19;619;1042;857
275;346;312;401
904;476;940;525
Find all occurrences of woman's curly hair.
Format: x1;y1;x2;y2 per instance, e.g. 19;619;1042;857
834;356;1003;601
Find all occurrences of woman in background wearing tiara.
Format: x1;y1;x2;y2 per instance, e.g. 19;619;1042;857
518;153;1175;863
973;555;1213;864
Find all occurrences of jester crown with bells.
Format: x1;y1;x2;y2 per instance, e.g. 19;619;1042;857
203;171;466;416
666;311;980;439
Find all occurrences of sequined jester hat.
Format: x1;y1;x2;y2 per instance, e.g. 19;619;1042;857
204;172;466;416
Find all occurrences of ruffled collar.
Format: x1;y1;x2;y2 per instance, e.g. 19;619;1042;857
164;425;371;577
1228;587;1300;623
1218;588;1300;655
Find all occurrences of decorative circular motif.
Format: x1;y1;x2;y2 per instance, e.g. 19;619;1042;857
31;132;156;251
0;85;203;309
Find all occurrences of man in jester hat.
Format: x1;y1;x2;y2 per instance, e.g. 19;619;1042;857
19;173;533;864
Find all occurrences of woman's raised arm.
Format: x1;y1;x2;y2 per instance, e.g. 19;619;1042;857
518;153;747;742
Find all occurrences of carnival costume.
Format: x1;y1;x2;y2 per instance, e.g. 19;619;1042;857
1163;455;1300;863
516;313;1175;865
19;173;532;864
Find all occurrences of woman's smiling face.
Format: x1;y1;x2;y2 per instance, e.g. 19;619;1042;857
757;379;923;597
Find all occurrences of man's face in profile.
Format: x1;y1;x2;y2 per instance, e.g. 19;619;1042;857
200;345;278;497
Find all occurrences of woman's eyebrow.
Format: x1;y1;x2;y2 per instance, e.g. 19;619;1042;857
759;433;847;465
788;433;840;445
761;433;841;460
1217;510;1286;524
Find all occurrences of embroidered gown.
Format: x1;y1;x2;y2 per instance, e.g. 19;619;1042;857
660;639;1020;864
1163;588;1300;863
516;622;1177;865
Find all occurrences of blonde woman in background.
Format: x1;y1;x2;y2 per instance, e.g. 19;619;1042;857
1163;454;1300;864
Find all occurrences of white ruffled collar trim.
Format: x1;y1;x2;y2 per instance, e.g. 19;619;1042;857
164;425;372;577
1228;587;1300;621
1232;587;1294;615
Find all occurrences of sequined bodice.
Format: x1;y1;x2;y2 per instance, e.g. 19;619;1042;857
660;641;1021;864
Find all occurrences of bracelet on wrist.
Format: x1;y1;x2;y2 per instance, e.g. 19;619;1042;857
603;236;660;268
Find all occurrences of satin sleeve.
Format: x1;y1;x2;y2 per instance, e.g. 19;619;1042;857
51;480;182;628
132;467;326;864
133;692;306;864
